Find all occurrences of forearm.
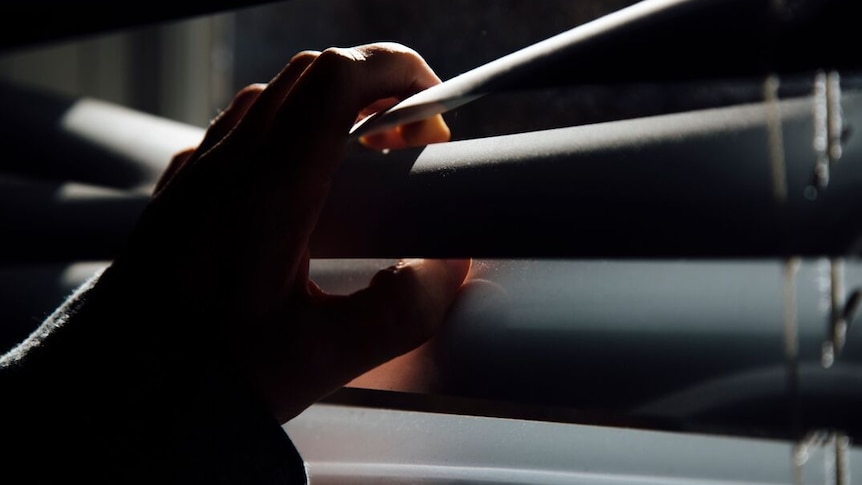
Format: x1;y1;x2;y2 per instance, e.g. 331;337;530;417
1;268;306;484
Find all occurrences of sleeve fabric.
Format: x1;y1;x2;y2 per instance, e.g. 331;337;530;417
0;268;308;484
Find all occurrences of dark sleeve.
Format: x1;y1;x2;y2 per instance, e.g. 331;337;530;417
0;269;308;484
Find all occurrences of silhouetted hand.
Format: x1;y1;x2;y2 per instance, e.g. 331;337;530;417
105;43;469;422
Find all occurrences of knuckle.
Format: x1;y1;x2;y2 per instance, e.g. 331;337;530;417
369;264;402;289
370;42;419;58
307;47;360;86
369;263;425;306
394;264;423;294
236;83;265;100
362;42;424;71
170;147;196;163
366;263;438;350
317;47;363;67
290;50;320;65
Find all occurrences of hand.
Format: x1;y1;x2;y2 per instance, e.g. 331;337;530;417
106;43;470;423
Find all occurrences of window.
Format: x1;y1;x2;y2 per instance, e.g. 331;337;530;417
2;0;860;483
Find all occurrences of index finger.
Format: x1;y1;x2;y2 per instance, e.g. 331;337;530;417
266;43;443;178
254;43;445;247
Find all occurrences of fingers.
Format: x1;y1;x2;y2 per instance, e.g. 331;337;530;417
213;50;320;157
246;43;447;269
249;258;470;423
265;43;444;179
153;148;195;195
358;114;451;151
355;96;451;151
187;51;320;182
196;83;265;157
152;52;320;198
152;85;264;197
344;258;471;362
400;114;451;146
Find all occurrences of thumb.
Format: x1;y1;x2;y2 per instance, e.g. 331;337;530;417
344;258;471;364
252;258;471;423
